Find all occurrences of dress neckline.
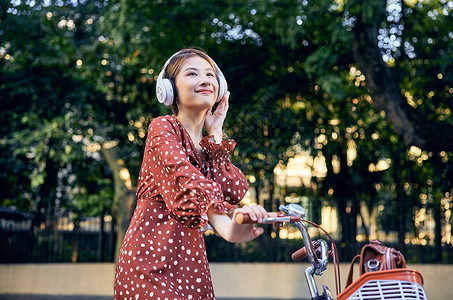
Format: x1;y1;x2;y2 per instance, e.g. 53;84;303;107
170;115;206;162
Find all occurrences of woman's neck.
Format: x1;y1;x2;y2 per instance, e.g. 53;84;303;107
175;110;206;143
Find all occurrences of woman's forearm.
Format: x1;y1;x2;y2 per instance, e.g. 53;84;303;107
206;206;234;241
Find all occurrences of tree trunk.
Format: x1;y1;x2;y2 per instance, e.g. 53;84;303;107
360;201;379;240
41;140;58;234
398;195;407;253
434;199;443;263
98;206;106;262
101;146;136;263
334;148;358;260
390;150;407;254
350;0;453;152
71;218;80;263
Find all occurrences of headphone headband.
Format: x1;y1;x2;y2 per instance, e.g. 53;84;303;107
156;50;228;106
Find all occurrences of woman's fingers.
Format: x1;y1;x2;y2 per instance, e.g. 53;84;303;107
250;204;266;223
223;91;230;109
227;204;268;243
205;92;230;135
255;204;267;218
235;204;267;223
253;227;264;237
220;91;230;104
234;206;254;222
216;91;229;114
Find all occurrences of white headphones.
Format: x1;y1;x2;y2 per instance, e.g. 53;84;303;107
156;50;228;106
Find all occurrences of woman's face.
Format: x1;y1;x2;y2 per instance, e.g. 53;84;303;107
174;56;219;113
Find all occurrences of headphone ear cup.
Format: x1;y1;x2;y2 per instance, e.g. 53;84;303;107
161;78;175;106
156;72;175;106
216;75;227;102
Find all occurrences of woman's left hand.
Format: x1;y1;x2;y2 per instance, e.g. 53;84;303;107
207;203;267;243
228;204;267;242
204;91;230;143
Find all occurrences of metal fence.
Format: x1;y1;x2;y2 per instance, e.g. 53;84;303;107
1;211;452;264
0;211;116;264
204;232;453;264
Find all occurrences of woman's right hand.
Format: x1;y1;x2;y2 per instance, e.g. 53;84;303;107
204;91;230;143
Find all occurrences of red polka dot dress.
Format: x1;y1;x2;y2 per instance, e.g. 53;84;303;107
114;115;249;300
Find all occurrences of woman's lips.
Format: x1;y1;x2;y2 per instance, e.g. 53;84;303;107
196;89;213;94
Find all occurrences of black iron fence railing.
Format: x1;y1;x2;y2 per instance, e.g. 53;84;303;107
2;225;453;264
0;227;117;263
204;234;453;264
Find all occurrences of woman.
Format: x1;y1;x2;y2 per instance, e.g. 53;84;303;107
114;48;267;300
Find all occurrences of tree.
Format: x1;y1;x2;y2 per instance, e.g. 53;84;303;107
2;0;451;263
214;0;452;257
348;0;453;152
0;0;122;260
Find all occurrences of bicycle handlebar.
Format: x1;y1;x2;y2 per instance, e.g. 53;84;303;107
236;204;336;299
235;212;302;224
236;204;334;299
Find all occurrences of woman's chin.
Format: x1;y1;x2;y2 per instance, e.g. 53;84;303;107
179;96;216;111
193;99;216;109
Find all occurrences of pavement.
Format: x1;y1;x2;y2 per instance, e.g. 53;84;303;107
0;295;306;300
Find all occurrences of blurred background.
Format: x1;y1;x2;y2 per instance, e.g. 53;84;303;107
1;0;452;272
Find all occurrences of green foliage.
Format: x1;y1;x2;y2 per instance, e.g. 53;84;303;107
0;1;116;217
1;0;452;262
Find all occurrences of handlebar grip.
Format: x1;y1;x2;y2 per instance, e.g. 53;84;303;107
292;247;308;262
235;212;285;224
292;242;333;262
235;213;255;224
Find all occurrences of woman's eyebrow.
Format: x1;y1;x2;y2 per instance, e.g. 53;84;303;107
183;67;214;72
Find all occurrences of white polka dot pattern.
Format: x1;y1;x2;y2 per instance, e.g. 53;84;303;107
114;115;248;299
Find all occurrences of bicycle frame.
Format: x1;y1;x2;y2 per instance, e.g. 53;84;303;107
279;204;333;300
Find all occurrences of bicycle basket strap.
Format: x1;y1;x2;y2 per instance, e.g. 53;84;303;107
345;254;361;288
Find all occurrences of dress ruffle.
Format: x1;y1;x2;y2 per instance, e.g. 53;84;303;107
200;135;236;163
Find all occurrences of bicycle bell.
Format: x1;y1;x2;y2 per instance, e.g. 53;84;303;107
279;203;306;219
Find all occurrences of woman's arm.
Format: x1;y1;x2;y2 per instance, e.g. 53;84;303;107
207;204;267;243
199;137;249;205
146;117;231;229
201;94;248;205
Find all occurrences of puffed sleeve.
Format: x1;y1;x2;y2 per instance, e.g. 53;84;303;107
146;118;229;229
199;135;249;207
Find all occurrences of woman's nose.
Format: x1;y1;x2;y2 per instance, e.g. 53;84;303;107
199;75;215;86
199;79;210;86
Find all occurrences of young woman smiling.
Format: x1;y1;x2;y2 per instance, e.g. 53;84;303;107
114;48;267;300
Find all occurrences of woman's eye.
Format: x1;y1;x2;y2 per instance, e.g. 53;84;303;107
207;73;215;77
187;72;197;76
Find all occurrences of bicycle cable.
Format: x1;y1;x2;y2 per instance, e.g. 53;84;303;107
302;219;342;296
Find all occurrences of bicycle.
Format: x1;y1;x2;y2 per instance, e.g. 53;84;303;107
236;203;427;300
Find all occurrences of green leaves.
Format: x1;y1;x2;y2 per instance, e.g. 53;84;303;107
1;0;451;260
